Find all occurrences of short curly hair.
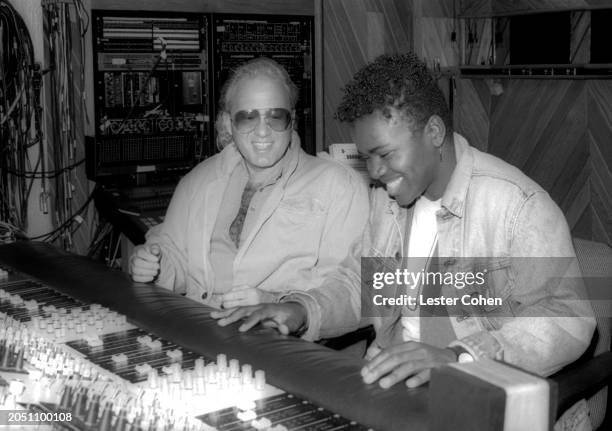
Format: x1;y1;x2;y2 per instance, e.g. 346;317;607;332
215;57;299;149
335;53;452;135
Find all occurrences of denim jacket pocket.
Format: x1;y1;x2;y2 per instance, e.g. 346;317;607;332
452;258;517;331
362;250;402;317
456;257;514;313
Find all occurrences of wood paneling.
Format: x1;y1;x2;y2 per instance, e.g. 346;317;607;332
588;81;612;245
422;1;612;246
488;81;587;201
454;78;612;246
461;18;493;65
453;78;490;151
322;0;412;146
412;0;459;67
460;0;612;17
570;11;590;63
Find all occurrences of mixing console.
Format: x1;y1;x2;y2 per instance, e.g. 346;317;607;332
0;245;383;430
0;242;431;431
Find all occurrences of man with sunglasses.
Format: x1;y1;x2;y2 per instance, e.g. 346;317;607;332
129;57;368;310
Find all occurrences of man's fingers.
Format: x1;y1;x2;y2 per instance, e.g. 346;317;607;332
221;290;243;302
378;361;427;389
213;304;300;336
221;291;259;309
137;252;161;263
132;274;155;283
132;258;161;271
260;320;290;335
215;307;255;327
361;352;397;384
363;341;422;372
237;308;280;332
238;312;266;332
276;323;290;335
365;344;382;361
221;298;246;309
210;308;235;319
131;266;159;276
405;370;431;388
362;349;419;384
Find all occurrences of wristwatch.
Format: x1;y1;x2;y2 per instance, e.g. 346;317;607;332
447;345;475;363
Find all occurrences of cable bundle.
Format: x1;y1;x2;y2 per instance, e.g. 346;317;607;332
0;0;39;234
1;0;92;251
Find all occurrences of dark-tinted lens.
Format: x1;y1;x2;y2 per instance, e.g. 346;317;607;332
265;108;292;131
233;110;260;133
232;109;291;133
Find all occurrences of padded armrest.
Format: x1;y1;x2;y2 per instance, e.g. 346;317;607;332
551;350;612;416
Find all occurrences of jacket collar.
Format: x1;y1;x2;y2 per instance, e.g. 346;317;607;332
440;132;473;218
215;131;302;187
380;133;473;220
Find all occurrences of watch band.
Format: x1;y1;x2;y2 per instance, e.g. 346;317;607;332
447;345;475;363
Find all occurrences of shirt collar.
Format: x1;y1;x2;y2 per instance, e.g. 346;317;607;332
440;132;473;218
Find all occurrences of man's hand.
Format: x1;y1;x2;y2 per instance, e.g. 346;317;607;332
210;303;307;335
129;244;161;283
221;285;275;308
361;342;456;389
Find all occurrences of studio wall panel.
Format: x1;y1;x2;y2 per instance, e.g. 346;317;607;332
323;0;412;146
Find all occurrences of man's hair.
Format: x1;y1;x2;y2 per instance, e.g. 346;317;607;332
215;57;299;148
335;53;452;135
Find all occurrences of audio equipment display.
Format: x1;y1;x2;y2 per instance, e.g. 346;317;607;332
89;11;316;183
213;15;315;155
89;11;210;180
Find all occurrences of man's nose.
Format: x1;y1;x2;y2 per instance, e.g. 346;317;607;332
254;114;271;136
367;157;386;180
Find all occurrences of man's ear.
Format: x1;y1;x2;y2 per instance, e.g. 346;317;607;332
425;115;446;149
222;111;232;133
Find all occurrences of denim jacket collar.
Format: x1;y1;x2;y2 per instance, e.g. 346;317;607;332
440;133;473;218
382;132;473;221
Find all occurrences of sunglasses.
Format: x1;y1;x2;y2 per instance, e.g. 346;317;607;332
231;108;292;134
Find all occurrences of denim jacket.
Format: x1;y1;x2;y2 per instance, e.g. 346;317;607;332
288;133;595;377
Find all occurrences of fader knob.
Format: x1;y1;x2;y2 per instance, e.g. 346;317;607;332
217;353;227;370
59;385;73;410
254;370;266;390
229;359;240;377
98;401;114;431
194;358;205;376
84;394;101;426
